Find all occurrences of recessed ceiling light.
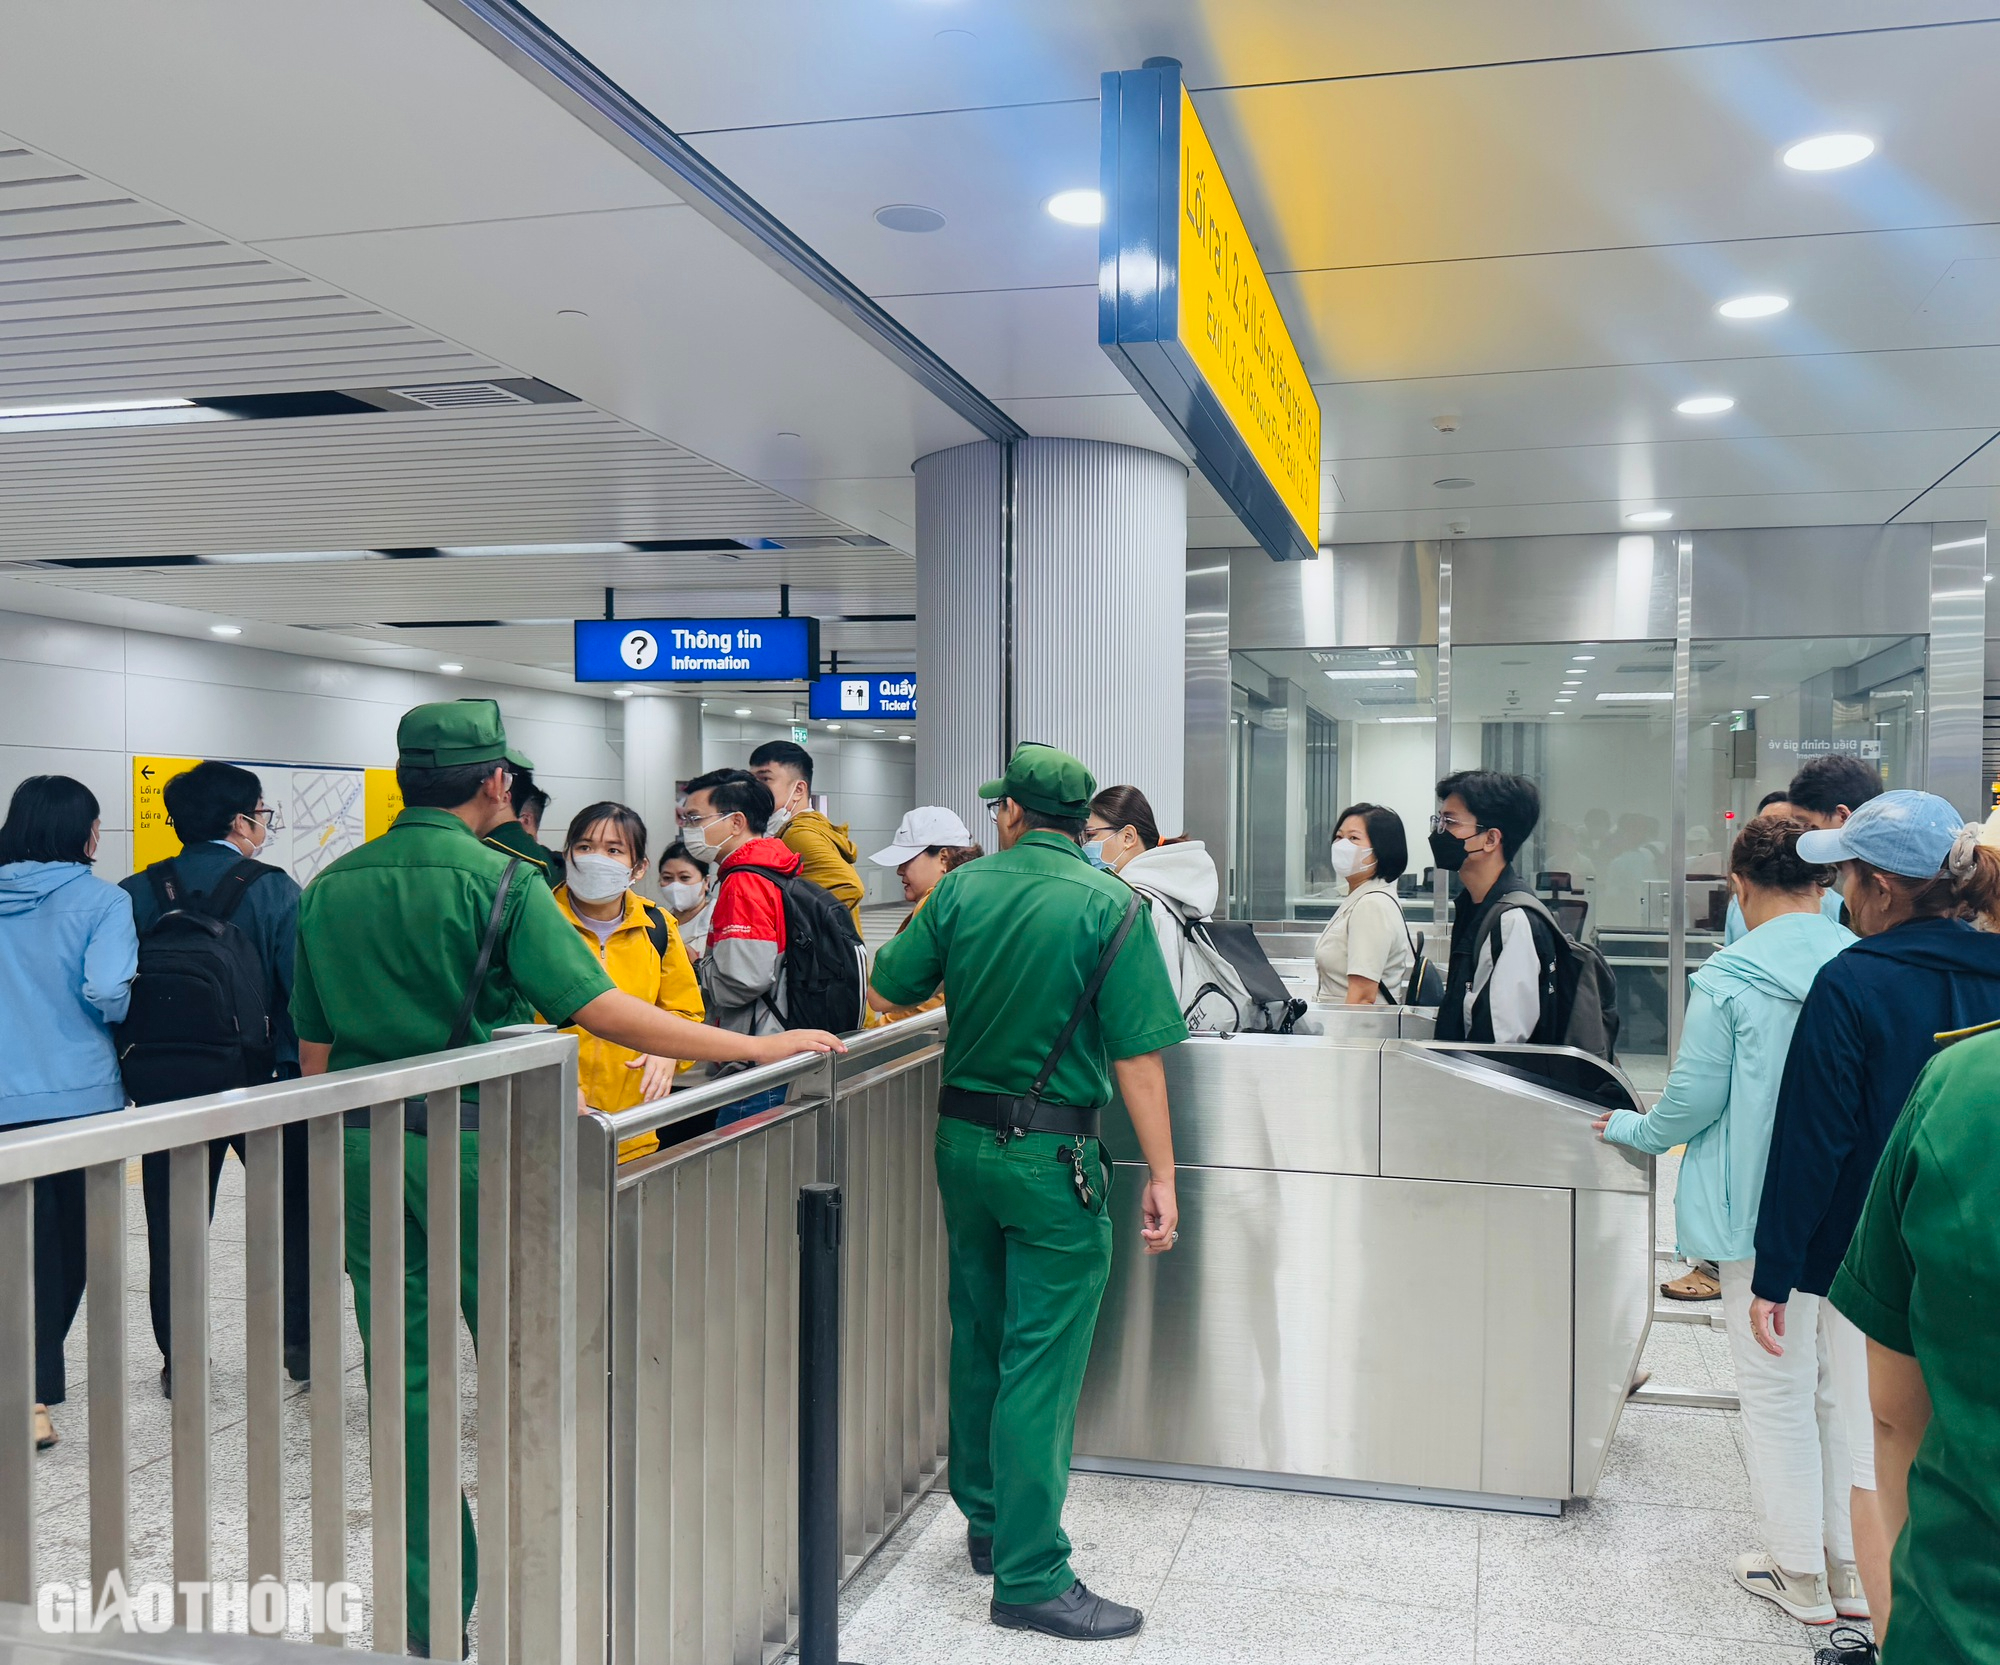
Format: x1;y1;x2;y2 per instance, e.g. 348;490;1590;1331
1676;395;1735;416
872;728;887;734
1547;712;1566;717
898;734;914;743
1717;294;1789;320
1626;509;1674;525
1324;668;1418;681
1555;698;1573;704
1783;133;1875;172
825;723;843;731
1597;691;1674;702
1045;189;1104;226
874;203;947;234
1375;716;1436;724
438;663;463;675
734;708;753;717
1572;655;1596;662
613;689;632;698
208;624;242;637
1752;694;1772;700
1433;477;1475;490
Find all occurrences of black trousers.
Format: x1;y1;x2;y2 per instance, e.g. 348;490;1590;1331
142;1117;312;1371
34;1166;87;1406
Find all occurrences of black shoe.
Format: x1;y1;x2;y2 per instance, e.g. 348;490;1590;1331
159;1365;171;1401
285;1346;311;1386
1815;1628;1878;1665
991;1580;1142;1640
967;1533;993;1577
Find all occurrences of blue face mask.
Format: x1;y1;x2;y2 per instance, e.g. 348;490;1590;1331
1082;840;1111;869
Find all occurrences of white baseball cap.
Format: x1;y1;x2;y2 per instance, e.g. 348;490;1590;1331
870;806;974;868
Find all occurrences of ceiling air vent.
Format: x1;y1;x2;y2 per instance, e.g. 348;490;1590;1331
386;382;535;410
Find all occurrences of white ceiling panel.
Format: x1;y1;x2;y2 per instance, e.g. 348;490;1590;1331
1286;225;2000;386
539;0;1993;133
251;204;977;550
1322;490;1923;544
993;393;1187;456
0;1;679;243
881;286;1127;401
0;406;855;559
1316;346;2000;461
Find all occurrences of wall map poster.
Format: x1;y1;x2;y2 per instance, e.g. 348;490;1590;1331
132;755;401;881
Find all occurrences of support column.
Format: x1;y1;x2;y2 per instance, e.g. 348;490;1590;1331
622;695;703;898
916;437;1188;835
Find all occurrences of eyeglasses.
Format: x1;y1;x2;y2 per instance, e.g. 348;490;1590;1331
675;810;726;830
1083;824;1117;841
1429;812;1489;838
243;804;284;833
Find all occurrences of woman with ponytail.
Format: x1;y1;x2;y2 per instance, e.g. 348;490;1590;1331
1748;791;2000;1629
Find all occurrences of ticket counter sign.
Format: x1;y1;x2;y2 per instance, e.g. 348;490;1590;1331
573;616;819;683
1099;60;1322;563
808;674;917;721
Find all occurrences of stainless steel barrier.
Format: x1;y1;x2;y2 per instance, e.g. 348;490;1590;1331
1076;1028;1652;1513
0;1033;581;1662
576;1011;949;1665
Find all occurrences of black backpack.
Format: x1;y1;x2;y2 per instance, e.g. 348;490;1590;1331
1469;891;1621;1062
116;858;280;1105
723;865;869;1035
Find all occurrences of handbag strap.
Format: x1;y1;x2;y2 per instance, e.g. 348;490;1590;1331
1017;892;1144;1123
448;858;521;1051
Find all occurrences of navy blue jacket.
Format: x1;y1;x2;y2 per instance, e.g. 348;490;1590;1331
1752;916;2000;1301
121;844;302;1068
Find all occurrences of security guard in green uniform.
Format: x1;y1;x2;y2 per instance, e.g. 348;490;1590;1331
293;698;842;1654
481;767;564;889
868;743;1184;1641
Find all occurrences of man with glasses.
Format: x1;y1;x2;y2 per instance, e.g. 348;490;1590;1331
1428;769;1558;1045
124;760;312;1391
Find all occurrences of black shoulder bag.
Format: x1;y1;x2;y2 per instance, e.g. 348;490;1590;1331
447;857;523;1051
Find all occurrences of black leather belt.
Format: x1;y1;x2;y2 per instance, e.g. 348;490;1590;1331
938;1086;1101;1139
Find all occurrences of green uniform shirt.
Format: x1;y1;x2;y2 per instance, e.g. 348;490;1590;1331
293;807;612;1073
482;817;564;890
1831;1031;2000;1663
871;830;1185;1106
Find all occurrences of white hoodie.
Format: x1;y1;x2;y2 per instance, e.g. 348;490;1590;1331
1115;840;1221;1015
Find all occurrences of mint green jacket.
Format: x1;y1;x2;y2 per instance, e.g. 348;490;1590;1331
1602;910;1853;1263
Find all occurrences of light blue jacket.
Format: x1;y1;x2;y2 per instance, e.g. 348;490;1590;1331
0;861;138;1125
1602;908;1853;1263
1722;887;1843;944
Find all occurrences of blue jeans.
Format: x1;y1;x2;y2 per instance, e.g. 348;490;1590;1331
715;1085;789;1128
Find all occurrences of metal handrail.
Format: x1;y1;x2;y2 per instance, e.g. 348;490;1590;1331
0;1032;573;1182
596;1009;948;1143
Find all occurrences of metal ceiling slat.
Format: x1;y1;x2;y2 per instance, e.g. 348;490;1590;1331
0;325;427;362
0;308;385;344
0;241;234;277
0;217;185;250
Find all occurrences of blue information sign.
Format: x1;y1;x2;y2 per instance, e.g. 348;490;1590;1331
574;616;818;683
808;673;917;720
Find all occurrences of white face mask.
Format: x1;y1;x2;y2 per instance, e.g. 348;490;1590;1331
765;806;794;838
665;879;705;913
1330;838;1369;881
680;816;730;863
566;851;636;904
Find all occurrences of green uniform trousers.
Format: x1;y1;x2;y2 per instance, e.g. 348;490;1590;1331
934;1115;1113;1605
343;1129;480;1649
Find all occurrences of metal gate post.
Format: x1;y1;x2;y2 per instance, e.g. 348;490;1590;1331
797;1183;846;1665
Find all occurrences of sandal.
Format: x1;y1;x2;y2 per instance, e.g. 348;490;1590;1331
1661;1265;1720;1301
34;1404;57;1450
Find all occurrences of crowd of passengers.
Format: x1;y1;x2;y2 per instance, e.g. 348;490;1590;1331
1;735;1994;1662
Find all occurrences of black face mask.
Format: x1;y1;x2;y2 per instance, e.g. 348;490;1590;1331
1428;827;1473;872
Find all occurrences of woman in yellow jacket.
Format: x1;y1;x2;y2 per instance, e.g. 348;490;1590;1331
552;801;702;1161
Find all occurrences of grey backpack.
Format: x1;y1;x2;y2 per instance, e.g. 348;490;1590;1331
1471;892;1620;1061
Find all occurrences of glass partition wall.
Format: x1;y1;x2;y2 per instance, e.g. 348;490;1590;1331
1218;525;1980;1091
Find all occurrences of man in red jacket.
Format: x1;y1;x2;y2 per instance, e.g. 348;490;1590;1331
677;767;799;1124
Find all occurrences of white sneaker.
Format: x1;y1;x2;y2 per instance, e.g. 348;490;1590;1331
1827;1560;1871;1620
1735;1552;1836;1624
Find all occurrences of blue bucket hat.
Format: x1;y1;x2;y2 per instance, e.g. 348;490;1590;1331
1796;789;1967;879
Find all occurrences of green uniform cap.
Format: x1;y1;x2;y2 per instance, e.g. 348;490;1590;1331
977;742;1095;820
396;698;533;771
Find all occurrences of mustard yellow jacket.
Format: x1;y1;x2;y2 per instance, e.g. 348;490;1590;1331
553;886;703;1159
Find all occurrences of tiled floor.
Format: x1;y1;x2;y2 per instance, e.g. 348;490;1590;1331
31;1141;1861;1663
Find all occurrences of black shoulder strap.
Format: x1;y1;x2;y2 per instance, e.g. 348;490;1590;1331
447;858;522;1051
146;859;183;913
1023;892;1145;1112
640;900;673;959
203;859;276;924
1472;889;1558;955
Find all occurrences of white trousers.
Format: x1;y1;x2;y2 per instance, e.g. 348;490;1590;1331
1720;1259;1869;1573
